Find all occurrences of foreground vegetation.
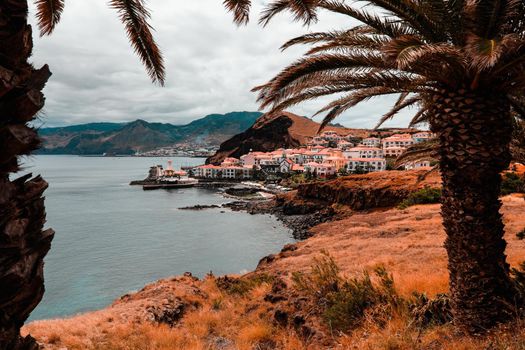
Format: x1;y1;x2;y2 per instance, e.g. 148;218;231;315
26;252;525;350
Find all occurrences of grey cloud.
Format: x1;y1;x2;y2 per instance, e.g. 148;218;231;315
29;0;416;129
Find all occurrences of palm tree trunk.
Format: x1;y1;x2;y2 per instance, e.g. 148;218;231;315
430;87;518;333
0;1;54;349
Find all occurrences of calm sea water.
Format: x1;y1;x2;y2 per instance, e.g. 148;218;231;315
19;156;293;321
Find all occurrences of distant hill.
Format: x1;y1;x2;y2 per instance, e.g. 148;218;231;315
38;112;262;155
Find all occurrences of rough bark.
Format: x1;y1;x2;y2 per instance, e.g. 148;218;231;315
0;1;54;349
429;87;518;333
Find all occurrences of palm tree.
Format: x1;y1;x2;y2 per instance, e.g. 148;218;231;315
224;0;525;333
0;1;163;348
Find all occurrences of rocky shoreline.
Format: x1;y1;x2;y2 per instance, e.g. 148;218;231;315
180;195;335;240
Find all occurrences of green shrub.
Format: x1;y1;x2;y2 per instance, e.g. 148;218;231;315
211;298;223;310
291;253;402;331
292;253;454;332
501;172;525;195
215;274;274;296
398;187;442;209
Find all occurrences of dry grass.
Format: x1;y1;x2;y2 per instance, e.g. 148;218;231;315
24;194;525;349
24;278;308;350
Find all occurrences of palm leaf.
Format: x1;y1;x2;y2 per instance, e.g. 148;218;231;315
320;1;414;38
394;139;438;169
361;0;444;41
224;0;251;25
375;95;421;129
35;0;65;36
109;0;165;85
408;108;430;127
316;86;402;131
259;0;319;26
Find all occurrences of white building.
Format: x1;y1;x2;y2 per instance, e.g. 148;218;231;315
412;132;434;143
383;147;406;158
382;134;415;149
194;165;253;179
346;158;387;172
404;160;432;170
337;140;354;150
361;137;381;147
304;162;337;178
279;159;294;173
344;147;384;159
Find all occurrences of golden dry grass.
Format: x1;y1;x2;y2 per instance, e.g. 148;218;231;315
24;194;525;349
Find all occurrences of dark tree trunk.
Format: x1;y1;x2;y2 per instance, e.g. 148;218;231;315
429;87;518;333
0;1;54;349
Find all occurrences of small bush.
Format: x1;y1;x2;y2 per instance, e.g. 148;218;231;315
211;298;223;310
501;172;525;195
398;187;442;209
292;253;454;333
291;253;403;332
409;292;453;327
216;274;274;296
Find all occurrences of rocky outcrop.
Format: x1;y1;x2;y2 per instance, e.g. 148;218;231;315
206;113;298;165
206;112;362;165
297;170;441;210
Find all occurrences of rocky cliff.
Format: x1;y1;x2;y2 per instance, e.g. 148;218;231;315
206;112;367;165
295;170;441;210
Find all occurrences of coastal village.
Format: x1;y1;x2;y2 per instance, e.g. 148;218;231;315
147;130;435;183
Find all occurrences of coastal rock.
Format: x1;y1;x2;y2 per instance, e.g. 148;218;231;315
178;204;220;210
224;186;259;197
145;297;186;326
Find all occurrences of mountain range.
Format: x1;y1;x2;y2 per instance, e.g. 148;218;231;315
38;111;262;155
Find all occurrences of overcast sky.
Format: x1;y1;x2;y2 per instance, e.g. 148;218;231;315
28;0;413;128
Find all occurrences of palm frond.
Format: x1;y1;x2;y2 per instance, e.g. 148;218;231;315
408;108;430;127
109;0;165;85
267;84;368;114
394;139;438;169
381;35;466;82
280;28;374;51
468;0;521;37
35;0;65;36
360;0;444;41
258;53;390;102
465;33;523;72
259;0;320;26
375;95;421;129
224;0;251;25
316;86;400;131
320;1;414;38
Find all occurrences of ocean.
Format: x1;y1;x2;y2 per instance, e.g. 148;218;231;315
19;155;293;321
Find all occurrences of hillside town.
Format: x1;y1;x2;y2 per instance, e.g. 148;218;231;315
165;131;436;180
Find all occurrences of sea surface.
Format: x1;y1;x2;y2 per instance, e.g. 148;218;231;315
19;155;293;321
